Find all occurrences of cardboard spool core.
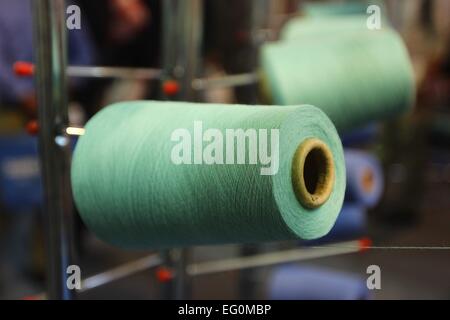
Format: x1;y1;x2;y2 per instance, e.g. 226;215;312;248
361;168;375;193
292;138;335;209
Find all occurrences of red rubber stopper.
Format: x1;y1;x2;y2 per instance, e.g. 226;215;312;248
162;80;180;96
155;266;174;283
13;61;35;77
358;237;373;252
22;295;39;300
26;120;39;136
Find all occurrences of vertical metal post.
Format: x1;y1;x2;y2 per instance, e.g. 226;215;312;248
32;0;75;300
178;0;203;101
161;0;203;101
237;0;270;299
249;0;270;104
161;0;203;299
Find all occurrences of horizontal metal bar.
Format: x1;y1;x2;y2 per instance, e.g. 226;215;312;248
67;65;162;80
26;254;162;299
80;254;162;293
187;240;362;276
191;73;259;90
67;66;257;90
16;62;259;89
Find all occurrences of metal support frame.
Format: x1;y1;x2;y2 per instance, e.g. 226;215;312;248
160;0;204;300
32;0;75;300
30;0;367;300
29;239;366;299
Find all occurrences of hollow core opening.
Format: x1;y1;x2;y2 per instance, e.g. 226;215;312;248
292;138;335;209
303;148;328;194
361;168;375;193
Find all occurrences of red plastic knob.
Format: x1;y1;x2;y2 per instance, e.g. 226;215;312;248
22;295;40;300
162;80;180;96
155;266;174;283
13;61;35;77
26;120;39;136
358;237;373;252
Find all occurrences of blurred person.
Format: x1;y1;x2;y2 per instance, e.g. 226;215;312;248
77;0;160;114
78;0;159;67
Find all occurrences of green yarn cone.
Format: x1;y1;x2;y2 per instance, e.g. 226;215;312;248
260;29;415;132
281;15;387;40
301;1;386;18
71;101;345;249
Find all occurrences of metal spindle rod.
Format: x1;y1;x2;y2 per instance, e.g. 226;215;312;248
32;0;75;300
159;0;204;300
17;62;259;89
67;65;162;80
188;241;362;276
81;255;162;292
65;65;257;89
191;73;259;90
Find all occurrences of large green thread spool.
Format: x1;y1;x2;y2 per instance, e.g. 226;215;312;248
71;101;345;248
260;28;415;132
281;15;386;40
301;1;386;18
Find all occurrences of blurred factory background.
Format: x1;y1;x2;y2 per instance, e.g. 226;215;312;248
0;0;450;300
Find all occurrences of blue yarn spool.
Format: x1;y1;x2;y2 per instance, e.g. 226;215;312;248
268;265;370;300
345;149;384;207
